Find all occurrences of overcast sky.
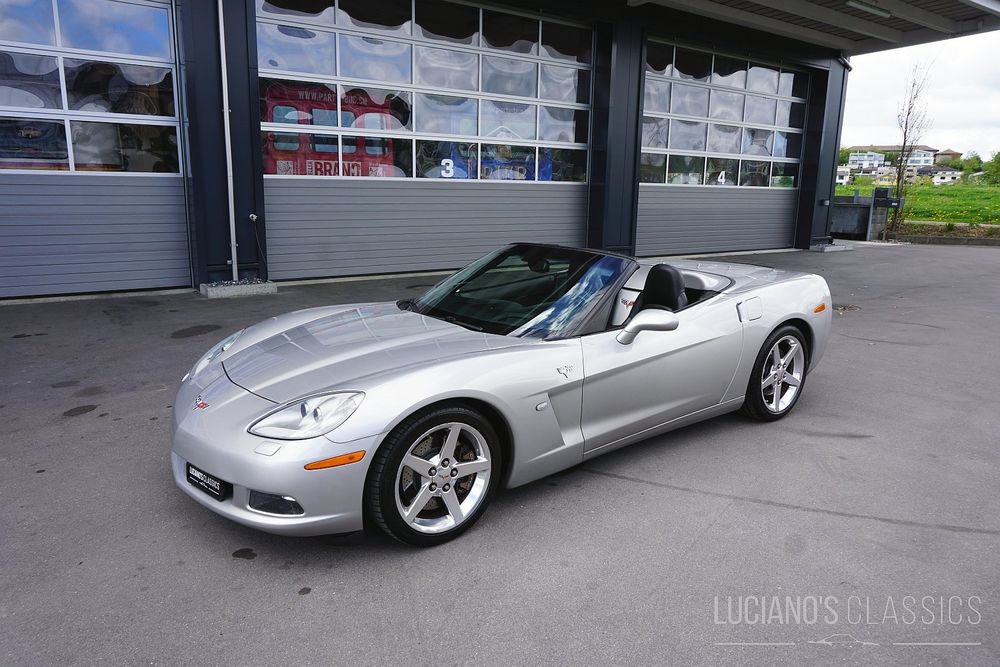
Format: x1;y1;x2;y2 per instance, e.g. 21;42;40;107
841;30;1000;159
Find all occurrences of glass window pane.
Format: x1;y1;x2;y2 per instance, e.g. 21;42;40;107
541;22;591;64
744;95;776;125
415;93;477;135
340;35;411;84
778;70;808;98
540;65;589;104
415;0;479;45
707;124;741;154
770;162;798;187
341;134;411;177
740;159;769;186
747;62;779;93
775;100;805;128
0;117;67;170
65;60;174;116
416;140;476;178
709;90;743;121
673;48;711;81
262;131;342;175
742;128;773;156
639;153;666;183
58;0;170;59
341;87;411;131
257;24;336;75
646;43;672;77
337;0;410;34
706;157;738;186
482;100;536;140
260;79;338;127
539;147;586;182
773;131;802;158
257;0;336;25
643;78;670;114
671;84;709;117
712;56;746;88
415;46;477;91
667;155;704;185
668;119;706;151
0;0;55;45
71;121;178;173
480;143;535;180
641;116;668;149
482;56;537;98
311;134;339;153
482;10;537;55
0;52;61;109
540;107;587;143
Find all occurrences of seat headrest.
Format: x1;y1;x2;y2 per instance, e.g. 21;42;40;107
641;264;687;312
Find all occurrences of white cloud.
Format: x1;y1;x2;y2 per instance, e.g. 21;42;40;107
841;31;1000;159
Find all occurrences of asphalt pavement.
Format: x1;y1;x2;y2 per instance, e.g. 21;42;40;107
1;242;998;665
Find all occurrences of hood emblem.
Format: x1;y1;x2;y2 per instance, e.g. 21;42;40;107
556;365;573;378
194;395;209;410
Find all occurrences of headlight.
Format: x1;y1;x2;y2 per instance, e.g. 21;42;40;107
248;392;364;440
183;330;243;382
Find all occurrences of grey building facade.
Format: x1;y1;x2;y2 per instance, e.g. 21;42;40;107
2;0;998;298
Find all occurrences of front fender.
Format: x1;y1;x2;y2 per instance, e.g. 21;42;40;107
325;339;586;488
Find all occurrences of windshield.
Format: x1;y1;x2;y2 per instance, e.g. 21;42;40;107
410;244;634;338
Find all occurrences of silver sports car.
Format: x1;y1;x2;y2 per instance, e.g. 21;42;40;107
172;243;831;546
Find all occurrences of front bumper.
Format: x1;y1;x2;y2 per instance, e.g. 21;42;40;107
171;368;381;537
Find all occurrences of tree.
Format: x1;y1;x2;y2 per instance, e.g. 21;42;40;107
886;63;932;239
963;151;983;173
982;152;1000;186
884;150;899;166
838;148;851;165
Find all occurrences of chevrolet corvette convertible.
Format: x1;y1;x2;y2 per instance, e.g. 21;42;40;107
172;243;831;546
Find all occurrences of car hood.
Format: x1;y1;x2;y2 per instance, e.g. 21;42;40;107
222;302;522;403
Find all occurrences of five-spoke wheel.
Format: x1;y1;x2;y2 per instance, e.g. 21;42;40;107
742;325;809;421
366;405;501;546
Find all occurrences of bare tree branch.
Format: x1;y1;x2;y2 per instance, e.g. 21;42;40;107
886;62;933;239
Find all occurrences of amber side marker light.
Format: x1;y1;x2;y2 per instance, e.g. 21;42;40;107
304;450;366;470
814;303;827;314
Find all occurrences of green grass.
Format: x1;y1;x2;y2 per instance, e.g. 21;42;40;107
835;183;1000;224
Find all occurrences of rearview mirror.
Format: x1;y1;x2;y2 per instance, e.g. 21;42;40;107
616;309;679;345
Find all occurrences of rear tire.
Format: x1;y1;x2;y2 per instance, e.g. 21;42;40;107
741;325;809;422
365;404;501;547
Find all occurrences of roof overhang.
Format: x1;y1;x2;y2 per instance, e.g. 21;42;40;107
628;0;1000;55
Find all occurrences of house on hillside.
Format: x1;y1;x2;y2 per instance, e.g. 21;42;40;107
929;167;962;185
846;144;939;168
836;166;852;185
847;151;885;171
934;148;962;164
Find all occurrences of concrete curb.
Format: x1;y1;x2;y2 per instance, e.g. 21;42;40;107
890;235;1000;247
199;281;278;298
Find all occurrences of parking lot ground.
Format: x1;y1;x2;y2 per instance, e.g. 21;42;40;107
2;242;999;665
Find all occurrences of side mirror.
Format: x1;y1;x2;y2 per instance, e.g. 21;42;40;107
616;309;679;345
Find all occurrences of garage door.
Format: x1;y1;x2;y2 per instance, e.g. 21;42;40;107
634;40;805;256
254;0;593;279
0;0;188;298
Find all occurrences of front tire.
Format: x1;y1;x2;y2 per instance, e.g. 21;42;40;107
365;405;502;546
741;325;809;421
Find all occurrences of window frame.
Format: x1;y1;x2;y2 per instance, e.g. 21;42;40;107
256;0;594;184
639;39;809;190
0;0;181;176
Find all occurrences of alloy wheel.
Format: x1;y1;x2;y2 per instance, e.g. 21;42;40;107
760;334;805;413
393;422;492;534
